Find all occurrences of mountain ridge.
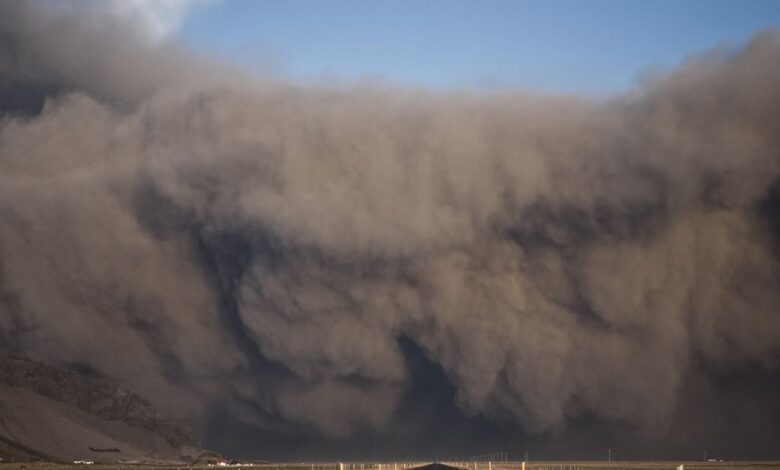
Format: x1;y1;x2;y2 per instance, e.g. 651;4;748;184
0;354;202;463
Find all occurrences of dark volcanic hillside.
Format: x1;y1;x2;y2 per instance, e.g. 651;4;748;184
0;355;201;463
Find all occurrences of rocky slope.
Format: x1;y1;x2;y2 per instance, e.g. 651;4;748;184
0;355;201;463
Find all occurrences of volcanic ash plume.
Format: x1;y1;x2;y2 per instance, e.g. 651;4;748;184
1;1;780;443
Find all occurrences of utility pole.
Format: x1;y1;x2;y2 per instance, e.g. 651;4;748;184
608;448;611;463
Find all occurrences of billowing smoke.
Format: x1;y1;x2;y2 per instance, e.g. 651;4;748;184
2;1;780;458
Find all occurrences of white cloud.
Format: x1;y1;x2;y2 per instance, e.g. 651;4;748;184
106;0;212;43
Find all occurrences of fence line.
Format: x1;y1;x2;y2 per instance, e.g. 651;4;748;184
196;461;747;470
230;462;433;470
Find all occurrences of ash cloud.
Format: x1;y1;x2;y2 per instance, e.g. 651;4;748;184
2;1;780;458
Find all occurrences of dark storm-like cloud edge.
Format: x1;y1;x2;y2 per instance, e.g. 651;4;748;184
1;0;780;455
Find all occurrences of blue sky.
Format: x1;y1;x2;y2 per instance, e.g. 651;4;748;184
180;0;780;93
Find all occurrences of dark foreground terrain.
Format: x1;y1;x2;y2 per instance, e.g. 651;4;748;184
2;461;780;470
